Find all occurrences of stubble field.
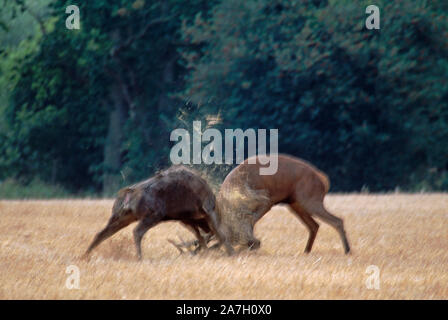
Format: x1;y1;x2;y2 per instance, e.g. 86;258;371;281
0;194;447;299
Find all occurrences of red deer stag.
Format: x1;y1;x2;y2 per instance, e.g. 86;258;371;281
213;154;350;254
84;166;233;259
180;155;350;253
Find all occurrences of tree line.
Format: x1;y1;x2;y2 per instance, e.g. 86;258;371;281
0;0;447;195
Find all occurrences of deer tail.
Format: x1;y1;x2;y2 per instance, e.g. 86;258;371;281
316;171;330;194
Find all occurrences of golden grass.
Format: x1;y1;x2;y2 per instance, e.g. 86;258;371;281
0;194;447;299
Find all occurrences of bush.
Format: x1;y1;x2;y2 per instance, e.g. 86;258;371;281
0;178;79;199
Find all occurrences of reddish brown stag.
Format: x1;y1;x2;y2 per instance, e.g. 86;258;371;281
216;154;350;254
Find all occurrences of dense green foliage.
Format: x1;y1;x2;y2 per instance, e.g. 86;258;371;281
181;0;448;191
0;0;447;197
0;177;74;199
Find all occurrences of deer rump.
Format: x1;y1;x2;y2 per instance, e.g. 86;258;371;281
84;166;231;259
175;154;350;254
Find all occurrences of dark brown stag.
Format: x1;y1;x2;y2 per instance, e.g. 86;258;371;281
84;166;233;259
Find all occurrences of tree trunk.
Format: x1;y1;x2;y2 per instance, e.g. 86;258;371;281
103;84;126;196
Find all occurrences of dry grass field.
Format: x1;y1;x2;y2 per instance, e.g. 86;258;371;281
0;194;447;299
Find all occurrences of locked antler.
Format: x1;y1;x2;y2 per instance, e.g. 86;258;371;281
167;235;199;255
167;234;216;255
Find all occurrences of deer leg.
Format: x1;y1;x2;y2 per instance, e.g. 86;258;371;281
133;215;162;260
84;215;135;257
182;221;208;254
193;218;215;248
243;202;271;250
239;220;260;250
302;201;350;254
192;225;207;254
289;202;319;253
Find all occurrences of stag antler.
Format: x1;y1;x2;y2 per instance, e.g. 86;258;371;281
167;235;199;255
167;234;216;255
